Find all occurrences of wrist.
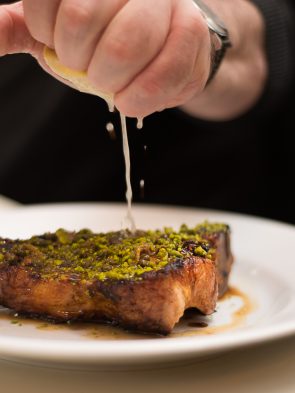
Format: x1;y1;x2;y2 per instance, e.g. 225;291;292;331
181;0;267;120
192;0;232;84
203;0;263;57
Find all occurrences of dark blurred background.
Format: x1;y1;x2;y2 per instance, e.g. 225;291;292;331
0;53;294;224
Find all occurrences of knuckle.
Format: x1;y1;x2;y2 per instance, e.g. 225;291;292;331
160;61;190;91
22;1;53;45
60;2;93;35
136;62;191;102
116;93;152;118
31;29;52;47
137;74;164;99
115;75;164;118
104;35;135;64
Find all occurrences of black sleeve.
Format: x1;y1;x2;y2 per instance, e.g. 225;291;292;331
179;0;295;123
251;0;295;111
171;0;295;223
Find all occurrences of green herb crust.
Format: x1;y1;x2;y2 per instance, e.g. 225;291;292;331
0;222;229;282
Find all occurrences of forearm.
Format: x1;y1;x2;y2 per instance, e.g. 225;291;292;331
181;0;267;121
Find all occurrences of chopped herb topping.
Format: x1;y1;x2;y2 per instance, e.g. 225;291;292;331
0;222;229;282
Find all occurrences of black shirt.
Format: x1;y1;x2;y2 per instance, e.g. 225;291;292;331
0;0;294;224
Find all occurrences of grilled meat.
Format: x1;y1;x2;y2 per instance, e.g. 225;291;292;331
0;222;233;335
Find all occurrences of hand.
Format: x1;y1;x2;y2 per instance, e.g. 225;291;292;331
0;0;211;118
0;1;267;120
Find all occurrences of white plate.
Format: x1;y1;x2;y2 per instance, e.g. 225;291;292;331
0;203;294;368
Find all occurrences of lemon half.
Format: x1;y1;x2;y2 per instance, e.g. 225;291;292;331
43;47;114;110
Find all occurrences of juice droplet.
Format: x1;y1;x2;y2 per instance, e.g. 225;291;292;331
137;118;144;129
107;100;115;113
106;122;116;140
140;179;145;199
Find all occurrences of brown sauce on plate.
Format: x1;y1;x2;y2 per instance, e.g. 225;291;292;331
171;286;255;338
0;286;255;340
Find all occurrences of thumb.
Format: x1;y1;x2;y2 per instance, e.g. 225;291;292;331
0;2;88;92
0;1;42;56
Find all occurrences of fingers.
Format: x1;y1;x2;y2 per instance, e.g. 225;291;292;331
0;2;78;89
54;0;127;70
87;0;172;94
19;0;211;118
115;0;211;117
0;2;41;56
23;0;60;47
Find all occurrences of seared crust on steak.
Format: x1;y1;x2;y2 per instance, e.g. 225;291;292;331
0;222;233;334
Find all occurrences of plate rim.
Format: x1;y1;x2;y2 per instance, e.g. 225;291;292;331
0;202;294;365
2;201;294;229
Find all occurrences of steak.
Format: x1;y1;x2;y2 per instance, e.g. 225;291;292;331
0;222;233;335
